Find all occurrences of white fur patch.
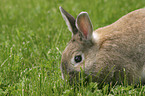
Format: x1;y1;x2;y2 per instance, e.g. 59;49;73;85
92;32;99;42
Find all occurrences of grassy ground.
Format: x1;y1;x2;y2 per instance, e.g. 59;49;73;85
0;0;145;95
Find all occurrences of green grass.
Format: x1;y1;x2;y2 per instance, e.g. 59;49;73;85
0;0;145;95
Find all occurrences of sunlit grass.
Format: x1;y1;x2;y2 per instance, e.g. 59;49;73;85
0;0;145;95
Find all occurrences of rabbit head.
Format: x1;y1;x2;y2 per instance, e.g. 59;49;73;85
59;7;145;85
60;7;98;82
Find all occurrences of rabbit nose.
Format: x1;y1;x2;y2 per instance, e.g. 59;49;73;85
61;61;68;70
60;65;64;80
60;61;68;80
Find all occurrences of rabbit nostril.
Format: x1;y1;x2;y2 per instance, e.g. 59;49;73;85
80;37;82;41
74;55;82;63
72;39;75;42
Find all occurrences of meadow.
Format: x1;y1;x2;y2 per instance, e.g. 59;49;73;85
0;0;145;95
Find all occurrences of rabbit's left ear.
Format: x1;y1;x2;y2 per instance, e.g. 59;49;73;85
59;7;78;36
76;12;93;40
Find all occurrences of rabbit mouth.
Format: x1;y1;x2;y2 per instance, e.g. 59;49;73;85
67;70;118;86
67;71;92;85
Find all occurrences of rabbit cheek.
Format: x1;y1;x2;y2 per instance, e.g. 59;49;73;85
74;62;85;71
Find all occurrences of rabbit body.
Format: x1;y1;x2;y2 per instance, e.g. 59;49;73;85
60;7;145;85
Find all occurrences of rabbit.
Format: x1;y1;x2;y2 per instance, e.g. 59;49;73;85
59;7;145;86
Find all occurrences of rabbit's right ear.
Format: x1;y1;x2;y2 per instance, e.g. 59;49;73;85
76;12;93;41
59;7;78;36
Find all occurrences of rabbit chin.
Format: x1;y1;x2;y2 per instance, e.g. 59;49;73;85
141;64;145;84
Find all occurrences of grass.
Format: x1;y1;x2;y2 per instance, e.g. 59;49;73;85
0;0;145;95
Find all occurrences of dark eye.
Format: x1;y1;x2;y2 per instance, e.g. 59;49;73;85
74;55;82;63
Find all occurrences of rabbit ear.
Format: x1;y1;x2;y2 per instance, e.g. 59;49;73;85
76;12;93;40
59;7;78;35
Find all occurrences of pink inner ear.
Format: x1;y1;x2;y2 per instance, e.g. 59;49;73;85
78;16;90;38
80;20;88;37
76;12;93;39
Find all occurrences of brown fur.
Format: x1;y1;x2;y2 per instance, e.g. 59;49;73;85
60;7;145;85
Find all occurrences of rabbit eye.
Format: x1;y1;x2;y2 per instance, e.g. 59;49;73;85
74;55;82;63
71;53;84;65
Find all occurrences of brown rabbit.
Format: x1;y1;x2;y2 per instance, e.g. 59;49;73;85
59;7;145;86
